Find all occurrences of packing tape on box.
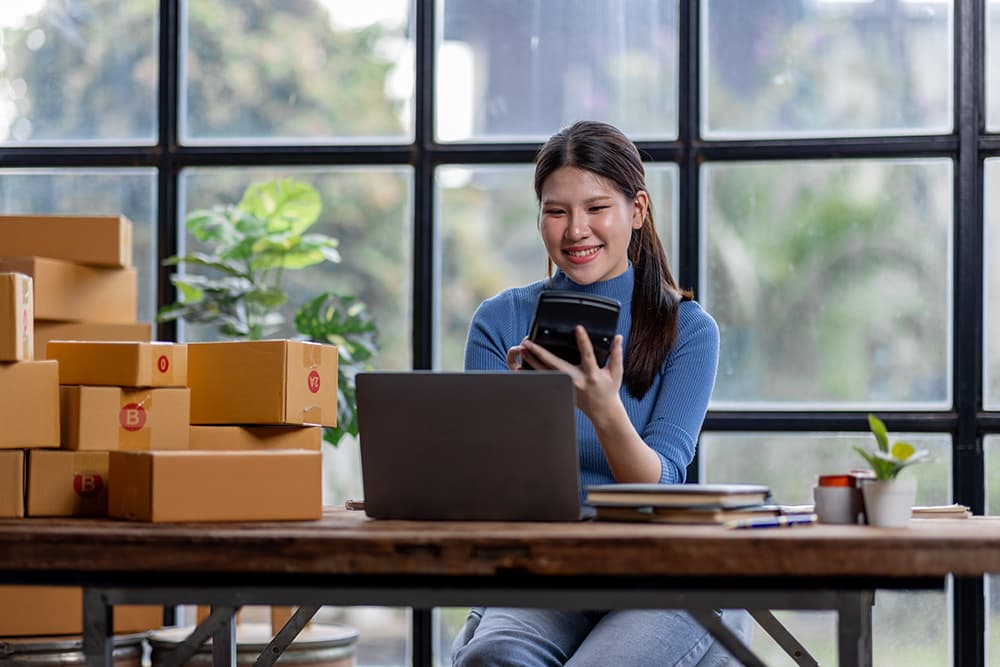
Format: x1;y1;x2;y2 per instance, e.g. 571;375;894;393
302;342;323;369
302;404;323;425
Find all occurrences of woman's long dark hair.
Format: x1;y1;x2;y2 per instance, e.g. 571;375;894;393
534;120;692;398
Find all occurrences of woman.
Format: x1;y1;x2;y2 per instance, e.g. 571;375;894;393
454;121;747;666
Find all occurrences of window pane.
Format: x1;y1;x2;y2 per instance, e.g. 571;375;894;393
182;0;414;143
0;0;158;144
987;0;1000;131
178;166;412;369
702;159;952;408
437;0;678;142
437;164;677;371
986;436;1000;666
702;432;952;666
0;169;157;321
702;0;953;138
982;160;1000;408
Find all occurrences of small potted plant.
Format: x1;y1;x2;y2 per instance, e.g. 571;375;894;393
853;414;929;527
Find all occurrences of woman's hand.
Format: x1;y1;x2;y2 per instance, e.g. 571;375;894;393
520;326;625;423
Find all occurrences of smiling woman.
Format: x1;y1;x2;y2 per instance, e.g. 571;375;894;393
456;120;743;666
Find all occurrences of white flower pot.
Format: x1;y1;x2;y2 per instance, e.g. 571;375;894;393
861;478;917;528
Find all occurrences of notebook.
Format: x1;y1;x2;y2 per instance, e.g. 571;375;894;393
356;371;585;521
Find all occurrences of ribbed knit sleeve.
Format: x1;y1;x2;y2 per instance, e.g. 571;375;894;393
464;283;545;371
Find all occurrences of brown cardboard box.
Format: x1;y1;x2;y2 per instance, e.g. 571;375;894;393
0;360;59;449
34;321;152;360
0;214;132;267
108;450;322;522
0;256;136;322
188;425;322;452
0;586;160;636
47;341;187;387
0;272;32;361
188;340;337;427
0;450;24;518
26;449;109;516
60;386;190;451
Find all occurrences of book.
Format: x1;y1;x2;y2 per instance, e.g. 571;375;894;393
911;504;972;519
594;503;800;525
585;483;771;509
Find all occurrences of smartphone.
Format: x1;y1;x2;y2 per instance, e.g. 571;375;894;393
524;290;621;368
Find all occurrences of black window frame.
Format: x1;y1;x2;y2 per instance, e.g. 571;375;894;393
0;0;989;664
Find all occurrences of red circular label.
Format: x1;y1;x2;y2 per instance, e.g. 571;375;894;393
119;403;147;431
73;473;104;497
307;370;321;394
157;355;170;373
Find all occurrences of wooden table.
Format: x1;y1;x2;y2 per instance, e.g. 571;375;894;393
2;509;998;667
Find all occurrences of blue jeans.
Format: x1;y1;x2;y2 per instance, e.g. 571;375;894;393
451;607;751;666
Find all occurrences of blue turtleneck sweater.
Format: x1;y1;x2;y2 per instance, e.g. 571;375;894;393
464;265;719;487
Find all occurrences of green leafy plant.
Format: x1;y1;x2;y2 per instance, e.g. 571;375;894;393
158;177;378;446
854;414;928;481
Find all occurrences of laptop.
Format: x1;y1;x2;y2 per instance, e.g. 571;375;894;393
356;371;585;521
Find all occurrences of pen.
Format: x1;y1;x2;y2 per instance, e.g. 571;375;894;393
725;514;817;530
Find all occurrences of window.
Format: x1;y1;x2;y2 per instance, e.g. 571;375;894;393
2;0;992;664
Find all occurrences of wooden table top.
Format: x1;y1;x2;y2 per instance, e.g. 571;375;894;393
1;508;998;580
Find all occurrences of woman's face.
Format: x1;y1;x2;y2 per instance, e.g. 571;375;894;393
539;165;647;285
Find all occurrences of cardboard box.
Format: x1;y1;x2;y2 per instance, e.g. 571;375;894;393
0;214;132;267
34;321;152;360
0;450;24;518
188;340;337;427
108;450;322;522
0;360;59;449
60;386;190;451
47;341;187;387
0;256;136;323
27;449;109;516
0;586;160;636
188;425;322;452
0;272;32;361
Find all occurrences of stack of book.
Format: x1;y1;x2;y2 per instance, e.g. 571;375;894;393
585;483;810;525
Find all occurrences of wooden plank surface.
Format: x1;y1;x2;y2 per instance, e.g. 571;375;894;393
1;508;999;578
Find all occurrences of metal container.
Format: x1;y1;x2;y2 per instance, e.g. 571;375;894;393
0;634;144;667
149;623;358;667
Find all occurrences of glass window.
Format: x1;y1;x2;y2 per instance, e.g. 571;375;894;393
988;0;1000;131
0;169;157;321
181;0;414;143
701;431;952;666
436;163;677;370
702;159;952;408
0;0;158;145
702;0;953;138
986;436;1000;665
983;160;1000;408
179;166;412;503
437;0;679;142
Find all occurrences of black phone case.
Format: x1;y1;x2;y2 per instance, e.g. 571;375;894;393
526;291;621;368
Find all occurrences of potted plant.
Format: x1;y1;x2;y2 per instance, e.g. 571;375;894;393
853;414;928;527
158;177;378;446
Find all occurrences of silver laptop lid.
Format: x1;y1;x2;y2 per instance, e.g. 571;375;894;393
356;371;582;521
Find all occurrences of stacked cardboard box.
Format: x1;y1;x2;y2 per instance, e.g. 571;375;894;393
103;340;335;523
0;215;153;359
0;271;161;637
0;272;60;518
32;341;191;518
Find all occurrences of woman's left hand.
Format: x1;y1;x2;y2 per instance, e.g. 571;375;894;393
521;326;625;423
